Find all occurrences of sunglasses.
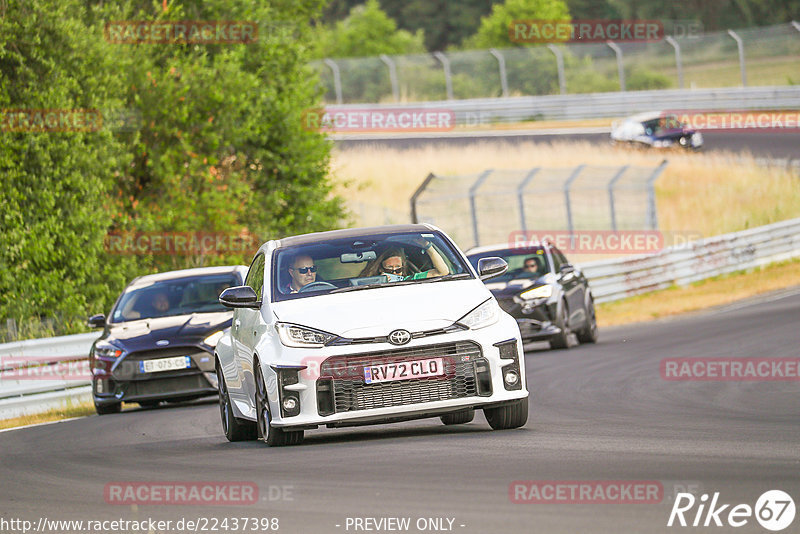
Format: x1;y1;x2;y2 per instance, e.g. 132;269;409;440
381;266;403;275
293;266;317;274
524;264;537;269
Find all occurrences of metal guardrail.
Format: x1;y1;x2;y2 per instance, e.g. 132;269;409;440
326;85;800;125
578;217;800;303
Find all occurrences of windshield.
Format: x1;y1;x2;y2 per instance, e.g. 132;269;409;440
467;247;550;281
271;231;472;301
110;274;239;322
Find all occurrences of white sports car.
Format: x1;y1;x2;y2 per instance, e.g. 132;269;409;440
215;224;529;446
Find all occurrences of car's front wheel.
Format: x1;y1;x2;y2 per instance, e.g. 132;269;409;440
576;295;598;344
255;363;303;447
217;363;257;442
94;401;121;415
549;300;570;350
484;399;528;430
440;409;475;425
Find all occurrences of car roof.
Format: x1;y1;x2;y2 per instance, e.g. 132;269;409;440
128;265;247;288
465;242;547;256
275;224;437;248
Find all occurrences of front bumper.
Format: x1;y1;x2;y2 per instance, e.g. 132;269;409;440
259;315;528;430
496;296;560;342
93;346;218;405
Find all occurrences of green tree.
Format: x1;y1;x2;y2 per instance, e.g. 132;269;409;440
464;0;571;49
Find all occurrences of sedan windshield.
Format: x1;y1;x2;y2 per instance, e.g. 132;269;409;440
272;231;472;301
111;274;239;323
467;247;550;281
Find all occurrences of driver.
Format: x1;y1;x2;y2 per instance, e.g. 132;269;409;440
285;254;317;293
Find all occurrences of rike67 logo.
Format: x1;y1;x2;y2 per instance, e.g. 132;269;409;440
668;490;795;531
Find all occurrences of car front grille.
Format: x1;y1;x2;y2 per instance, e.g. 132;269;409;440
316;341;491;415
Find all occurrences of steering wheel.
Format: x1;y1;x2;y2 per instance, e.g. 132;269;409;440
298;281;337;293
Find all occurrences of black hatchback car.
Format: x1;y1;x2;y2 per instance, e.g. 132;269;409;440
88;265;247;414
466;243;597;349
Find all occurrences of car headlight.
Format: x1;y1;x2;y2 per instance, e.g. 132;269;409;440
519;284;553;300
94;343;123;359
203;330;225;347
692;132;703;145
275;323;337;348
458;299;500;330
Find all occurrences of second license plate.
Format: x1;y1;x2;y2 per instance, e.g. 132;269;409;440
364;357;444;384
140;356;191;374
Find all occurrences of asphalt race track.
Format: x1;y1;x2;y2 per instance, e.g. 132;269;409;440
336;130;800;160
2;287;798;533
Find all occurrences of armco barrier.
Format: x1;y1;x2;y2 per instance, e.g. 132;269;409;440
1;217;799;417
579;217;800;303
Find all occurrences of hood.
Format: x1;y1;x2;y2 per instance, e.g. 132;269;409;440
106;311;232;351
273;279;489;338
484;274;553;297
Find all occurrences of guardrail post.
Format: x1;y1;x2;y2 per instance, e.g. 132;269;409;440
517;168;540;234
547;44;567;95
646;160;669;229
469;170;493;248
410;173;436;223
323;58;343;105
564;165;585;246
489;48;509;97
606;41;626;92
726;30;747;87
607;165;629;232
433;52;454;100
665;36;684;89
379;54;400;103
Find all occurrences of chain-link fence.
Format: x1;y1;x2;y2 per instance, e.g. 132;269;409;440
410;162;667;250
312;22;800;104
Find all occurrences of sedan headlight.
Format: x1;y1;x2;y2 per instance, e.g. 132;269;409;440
519;284;553;300
94;343;123;359
276;323;337;348
458;299;500;330
203;330;225;347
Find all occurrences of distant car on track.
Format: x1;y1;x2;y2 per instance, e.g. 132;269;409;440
466;242;597;350
88;266;247;415
215;224;529;446
611;111;702;150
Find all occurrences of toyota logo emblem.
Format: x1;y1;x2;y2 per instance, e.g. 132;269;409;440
388;329;411;346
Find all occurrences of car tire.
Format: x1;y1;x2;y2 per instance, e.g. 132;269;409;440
440;409;475;425
217;364;257;442
576;295;598;344
95;401;121;415
549;300;570;350
255;363;303;447
484;399;528;430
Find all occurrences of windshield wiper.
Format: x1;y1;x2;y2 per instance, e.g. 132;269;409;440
424;273;473;283
330;283;386;293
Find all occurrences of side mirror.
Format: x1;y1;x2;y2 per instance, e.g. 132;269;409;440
88;314;106;328
219;286;261;309
477;257;508;281
559;264;575;275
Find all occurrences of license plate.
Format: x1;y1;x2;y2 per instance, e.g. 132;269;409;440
364;358;444;384
140;356;191;374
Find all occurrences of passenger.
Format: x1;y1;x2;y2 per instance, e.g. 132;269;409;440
151;291;171;316
285;254;317;293
359;241;449;281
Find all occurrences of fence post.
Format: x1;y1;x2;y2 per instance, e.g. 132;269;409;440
433;52;454;100
607;165;629;232
606;41;626;92
6;318;17;341
323;58;343;105
646;160;669;229
564;165;586;246
726;29;747;87
379;54;400;103
410;173;436;223
489;48;509;97
547;44;567;95
665;36;684;89
469;170;493;248
517;168;540;234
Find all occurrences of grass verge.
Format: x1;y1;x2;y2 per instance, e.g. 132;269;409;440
0;398;95;430
596;257;800;327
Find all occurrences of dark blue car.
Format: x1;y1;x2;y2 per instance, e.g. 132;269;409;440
611;111;703;149
88;265;247;414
